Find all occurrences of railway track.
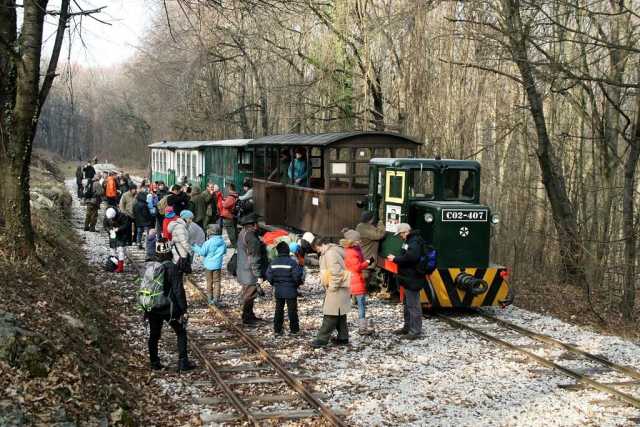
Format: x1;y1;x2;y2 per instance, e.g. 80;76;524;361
436;311;640;409
68;182;346;425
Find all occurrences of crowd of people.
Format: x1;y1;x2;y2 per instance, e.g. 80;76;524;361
75;160;434;371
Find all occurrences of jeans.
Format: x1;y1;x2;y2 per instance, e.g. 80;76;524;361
355;295;366;319
148;312;188;363
136;226;149;244
274;298;299;333
403;287;422;335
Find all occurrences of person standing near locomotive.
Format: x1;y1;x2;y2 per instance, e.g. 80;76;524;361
386;223;425;340
220;183;239;248
83;176;103;232
236;213;265;326
311;237;351;348
356;211;386;292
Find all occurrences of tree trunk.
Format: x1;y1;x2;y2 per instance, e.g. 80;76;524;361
621;95;640;320
501;0;585;283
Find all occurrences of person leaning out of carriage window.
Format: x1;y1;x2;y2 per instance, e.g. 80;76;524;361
386;223;425;340
288;148;308;186
311;237;351;348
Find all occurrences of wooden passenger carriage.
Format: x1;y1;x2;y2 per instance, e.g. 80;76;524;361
249;132;419;237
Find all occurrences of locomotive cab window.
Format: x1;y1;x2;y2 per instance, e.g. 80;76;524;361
385;170;405;204
409;169;434;199
444;169;476;201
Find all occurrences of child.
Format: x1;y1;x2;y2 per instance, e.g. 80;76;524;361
342;229;374;335
192;224;227;306
265;241;304;335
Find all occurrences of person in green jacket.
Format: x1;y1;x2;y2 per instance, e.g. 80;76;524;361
288;148;308;186
188;186;212;229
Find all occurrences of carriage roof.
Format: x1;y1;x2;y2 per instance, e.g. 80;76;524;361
148;139;252;149
248;131;419;146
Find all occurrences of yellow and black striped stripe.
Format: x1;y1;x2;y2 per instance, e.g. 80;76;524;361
420;267;511;308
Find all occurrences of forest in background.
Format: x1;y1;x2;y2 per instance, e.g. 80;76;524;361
35;0;640;324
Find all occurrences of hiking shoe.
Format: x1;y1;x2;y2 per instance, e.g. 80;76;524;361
400;333;421;341
274;330;284;336
310;339;328;348
242;320;259;328
393;328;409;335
150;360;164;370
177;358;197;372
331;337;349;346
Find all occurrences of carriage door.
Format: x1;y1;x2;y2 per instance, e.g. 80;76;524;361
384;169;406;233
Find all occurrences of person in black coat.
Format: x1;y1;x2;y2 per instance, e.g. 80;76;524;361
83;161;96;181
266;242;304;335
133;191;153;249
145;241;196;371
75;165;84;197
167;185;190;215
386;223;425;340
103;207;130;273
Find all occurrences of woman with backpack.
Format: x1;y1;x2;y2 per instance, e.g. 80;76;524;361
144;240;196;371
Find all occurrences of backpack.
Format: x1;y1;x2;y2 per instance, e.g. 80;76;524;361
157;195;169;215
137;262;171;312
416;244;437;276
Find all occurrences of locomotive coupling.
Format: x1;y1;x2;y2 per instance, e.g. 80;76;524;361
454;272;489;296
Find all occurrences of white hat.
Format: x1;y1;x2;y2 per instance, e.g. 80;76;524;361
302;232;315;245
106;208;116;219
394;223;411;235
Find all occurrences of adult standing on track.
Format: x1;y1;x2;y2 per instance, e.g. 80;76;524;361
311;237;351;348
220;183;239;248
75;165;84;198
386;223;425;340
145;240;196;372
133;190;153;249
119;184;137;246
103;207;129;273
83;176;103;232
188;186;211;229
167;185;189;216
83;160;96;182
356;211;386;291
105;172;119;207
236;213;265;327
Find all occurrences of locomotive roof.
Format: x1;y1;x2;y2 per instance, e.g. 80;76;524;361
369;158;481;169
148;139;252;149
248;131;419;146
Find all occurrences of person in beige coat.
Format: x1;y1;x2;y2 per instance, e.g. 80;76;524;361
311;237;351;348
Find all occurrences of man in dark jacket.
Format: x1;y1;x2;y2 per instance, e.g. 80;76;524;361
83;177;103;232
146;240;196;371
188;186;211;228
236;213;265;326
103;207;129;273
167;185;190;215
387;223;425;340
266;242;304;335
133;191;153;249
83;161;96;181
75;165;84;197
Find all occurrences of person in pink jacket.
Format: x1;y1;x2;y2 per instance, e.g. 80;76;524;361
342;229;374;335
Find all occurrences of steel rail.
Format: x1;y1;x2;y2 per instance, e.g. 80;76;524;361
188;337;259;426
186;278;347;427
435;314;640;409
477;311;640;381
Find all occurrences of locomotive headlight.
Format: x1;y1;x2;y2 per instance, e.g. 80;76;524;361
491;214;500;225
424;213;434;223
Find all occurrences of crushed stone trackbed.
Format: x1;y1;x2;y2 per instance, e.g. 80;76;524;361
66;179;640;426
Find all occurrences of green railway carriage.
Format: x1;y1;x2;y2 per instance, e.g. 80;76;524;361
149;139;252;190
366;158;512;309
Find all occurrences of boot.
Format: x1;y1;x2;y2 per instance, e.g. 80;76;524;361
366;318;376;334
115;260;124;273
358;319;370;336
177;358;196;372
150;360;164;370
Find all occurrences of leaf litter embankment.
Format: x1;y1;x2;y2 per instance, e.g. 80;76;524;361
0;154;167;426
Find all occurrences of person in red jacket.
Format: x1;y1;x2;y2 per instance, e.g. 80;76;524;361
162;206;178;240
220;183;239;248
342;229;374;335
211;183;224;226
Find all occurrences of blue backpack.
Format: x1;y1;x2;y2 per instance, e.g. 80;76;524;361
417;245;437;276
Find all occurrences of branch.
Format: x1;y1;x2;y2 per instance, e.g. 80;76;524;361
39;0;71;110
438;58;524;85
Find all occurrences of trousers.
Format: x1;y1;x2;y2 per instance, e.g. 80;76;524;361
206;269;222;300
274;298;299;333
316;315;348;344
84;203;99;229
223;218;237;248
355;295;367;319
147;312;188;363
240;283;258;322
403;287;422;335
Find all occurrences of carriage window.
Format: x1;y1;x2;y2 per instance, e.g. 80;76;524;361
331;162;348;175
355;148;372;161
410;170;434;199
225;150;234;177
395;148;414;158
186;153;192;179
192;153;197;179
444;170;476;200
238;150;252;172
255;147;266;178
329;148;350;161
374;148;391;157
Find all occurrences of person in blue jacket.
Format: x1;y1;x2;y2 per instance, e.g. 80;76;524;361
266;241;304;335
288;148;308;186
192;224;227;306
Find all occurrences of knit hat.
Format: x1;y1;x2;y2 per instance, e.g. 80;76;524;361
343;229;361;242
276;241;290;256
360;211;375;223
106;208;116;219
207;224;222;236
180;210;194;220
165;206;176;218
301;232;315;245
395;223;411;235
289;242;300;254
